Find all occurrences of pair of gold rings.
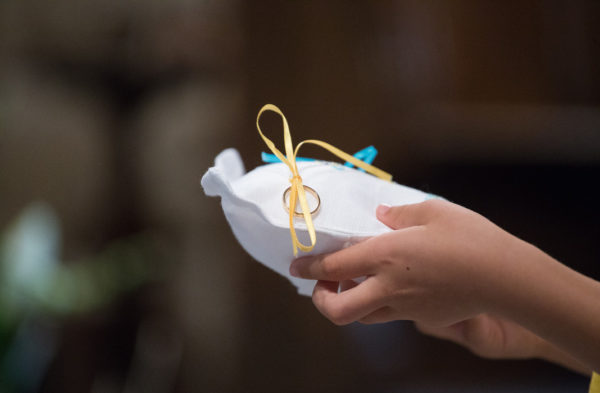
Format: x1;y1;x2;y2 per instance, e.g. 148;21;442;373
282;186;321;217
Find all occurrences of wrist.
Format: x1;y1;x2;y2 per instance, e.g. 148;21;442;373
487;236;600;372
479;233;538;317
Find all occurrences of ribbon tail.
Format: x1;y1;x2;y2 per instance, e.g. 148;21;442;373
288;180;317;255
295;139;392;181
288;183;299;257
295;180;316;252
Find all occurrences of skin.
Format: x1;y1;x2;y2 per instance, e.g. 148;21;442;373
290;200;600;375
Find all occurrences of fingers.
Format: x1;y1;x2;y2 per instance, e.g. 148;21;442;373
291;201;441;281
312;278;386;325
290;237;382;281
376;199;443;230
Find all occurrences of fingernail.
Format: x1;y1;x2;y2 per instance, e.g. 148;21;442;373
289;262;299;277
377;204;391;216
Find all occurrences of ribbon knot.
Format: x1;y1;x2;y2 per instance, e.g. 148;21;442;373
256;104;392;256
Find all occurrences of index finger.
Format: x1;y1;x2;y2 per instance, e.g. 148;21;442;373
290;236;383;281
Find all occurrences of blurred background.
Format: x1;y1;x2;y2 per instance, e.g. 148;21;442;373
0;0;599;392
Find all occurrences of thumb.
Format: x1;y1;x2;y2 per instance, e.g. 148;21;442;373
376;202;430;230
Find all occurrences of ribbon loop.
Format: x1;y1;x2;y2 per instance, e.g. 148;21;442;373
256;104;392;256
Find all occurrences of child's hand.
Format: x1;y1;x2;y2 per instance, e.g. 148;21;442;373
290;199;600;374
290;200;523;327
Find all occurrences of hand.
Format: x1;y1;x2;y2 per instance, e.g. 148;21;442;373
290;199;600;374
290;199;524;327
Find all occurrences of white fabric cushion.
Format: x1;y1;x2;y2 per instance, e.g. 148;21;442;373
201;148;437;296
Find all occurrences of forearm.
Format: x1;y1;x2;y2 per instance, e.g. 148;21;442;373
534;335;592;375
490;239;600;373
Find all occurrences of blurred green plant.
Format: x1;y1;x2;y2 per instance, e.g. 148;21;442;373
0;202;154;392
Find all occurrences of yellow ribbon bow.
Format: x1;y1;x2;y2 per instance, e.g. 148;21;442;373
256;104;392;256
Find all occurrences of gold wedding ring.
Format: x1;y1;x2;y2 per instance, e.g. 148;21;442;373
283;185;321;218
